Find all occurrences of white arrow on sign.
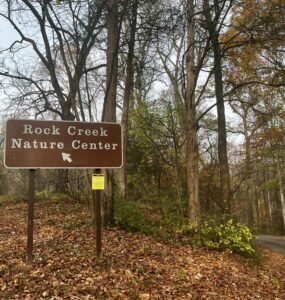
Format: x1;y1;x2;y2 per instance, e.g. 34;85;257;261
62;153;72;163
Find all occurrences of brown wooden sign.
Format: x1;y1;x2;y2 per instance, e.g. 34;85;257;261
4;119;122;168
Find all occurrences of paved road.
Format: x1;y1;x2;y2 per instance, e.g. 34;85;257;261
255;235;285;255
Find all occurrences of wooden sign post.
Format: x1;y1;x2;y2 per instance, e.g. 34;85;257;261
92;172;105;259
4;119;122;263
27;169;36;264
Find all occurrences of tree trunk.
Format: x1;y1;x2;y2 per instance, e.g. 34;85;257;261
245;134;254;227
186;0;200;223
119;0;138;199
213;40;231;213
253;172;261;231
277;163;285;233
203;0;230;212
102;0;119;226
265;190;273;233
103;0;118;122
55;169;68;194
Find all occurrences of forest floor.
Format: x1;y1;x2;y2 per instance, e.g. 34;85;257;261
0;198;285;300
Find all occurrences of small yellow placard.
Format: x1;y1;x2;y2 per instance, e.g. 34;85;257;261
92;174;105;190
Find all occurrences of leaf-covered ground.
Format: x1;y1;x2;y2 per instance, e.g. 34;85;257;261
0;199;285;299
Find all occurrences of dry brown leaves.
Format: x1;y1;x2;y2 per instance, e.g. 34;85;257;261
0;199;284;299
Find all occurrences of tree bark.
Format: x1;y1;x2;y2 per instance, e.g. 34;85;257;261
277;161;285;233
103;0;119;123
203;0;231;212
102;0;119;226
186;0;200;223
245;134;254;227
55;169;68;194
119;0;138;199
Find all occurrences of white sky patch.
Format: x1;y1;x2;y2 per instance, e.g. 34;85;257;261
0;19;20;49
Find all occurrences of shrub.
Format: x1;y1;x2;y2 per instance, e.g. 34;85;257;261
35;191;70;203
115;200;154;235
35;190;50;201
182;217;256;258
50;192;70;203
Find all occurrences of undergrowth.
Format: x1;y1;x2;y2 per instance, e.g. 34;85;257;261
115;199;258;260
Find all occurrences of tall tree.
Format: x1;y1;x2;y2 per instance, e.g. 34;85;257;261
202;0;232;212
119;0;138;198
0;0;106;192
0;0;105;120
186;0;200;222
102;0;120;225
224;0;285;230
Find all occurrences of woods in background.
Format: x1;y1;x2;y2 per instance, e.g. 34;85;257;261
0;0;284;234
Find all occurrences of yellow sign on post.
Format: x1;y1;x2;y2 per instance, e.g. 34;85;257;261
92;174;105;190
